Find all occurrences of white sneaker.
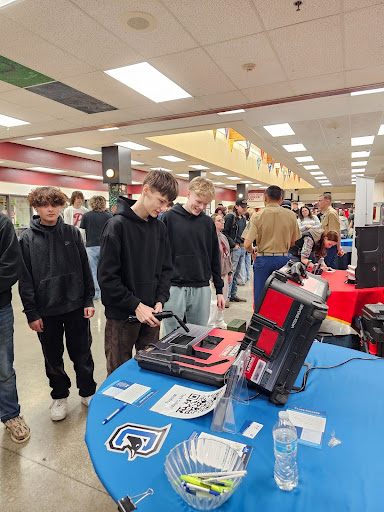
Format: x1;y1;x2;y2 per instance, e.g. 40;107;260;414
216;322;227;330
49;398;68;421
81;395;94;407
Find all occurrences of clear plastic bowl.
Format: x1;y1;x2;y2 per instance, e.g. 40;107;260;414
164;437;245;510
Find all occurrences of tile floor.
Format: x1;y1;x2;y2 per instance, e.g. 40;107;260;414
1;280;254;511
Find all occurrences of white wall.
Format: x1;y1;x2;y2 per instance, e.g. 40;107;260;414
0;181;109;200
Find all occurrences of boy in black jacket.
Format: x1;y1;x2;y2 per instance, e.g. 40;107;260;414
19;187;96;422
161;177;224;336
98;170;178;375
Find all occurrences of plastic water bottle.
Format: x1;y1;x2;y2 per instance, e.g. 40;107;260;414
273;411;298;491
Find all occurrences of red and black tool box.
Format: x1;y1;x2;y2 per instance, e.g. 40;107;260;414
361;304;384;357
241;269;329;405
135;324;243;387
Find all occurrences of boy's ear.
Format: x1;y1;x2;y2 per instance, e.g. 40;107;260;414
142;183;149;195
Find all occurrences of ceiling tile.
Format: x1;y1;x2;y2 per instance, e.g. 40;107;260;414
242;82;293;103
343;0;384;11
205;33;286;89
162;0;263;45
345;64;384;87
161;98;211;115
0;88;82;117
0;98;55;122
252;0;340;30
290;73;345;95
269;16;343;80
199;90;248;109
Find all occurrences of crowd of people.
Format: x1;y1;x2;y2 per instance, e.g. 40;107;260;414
0;171;351;445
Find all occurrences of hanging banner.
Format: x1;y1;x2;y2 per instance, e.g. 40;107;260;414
229;139;234;152
213;129;217;141
298;176;301;183
288;169;292;179
268;163;273;173
257;157;262;170
225;128;229;139
271;158;275;166
275;168;279;178
283;171;287;181
267;154;273;164
293;173;296;181
245;140;251;160
260;150;265;160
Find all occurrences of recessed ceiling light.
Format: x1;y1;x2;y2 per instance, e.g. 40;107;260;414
217;109;245;115
82;175;103;180
210;171;227;176
321;183;332;186
378;124;384;135
353;174;364;177
176;173;189;177
159;155;185;162
150;167;173;172
131;160;144;165
227;185;237;188
132;181;141;185
283;143;307;152
213;182;224;185
295;156;314;162
351;168;365;173
105;62;192;103
315;176;328;180
189;165;209;170
250;183;262;186
115;141;151;150
351;151;370;158
351;161;368;166
66;147;101;155
310;171;324;175
226;176;240;180
28;167;67;174
263;123;295;137
351;136;374;146
304;165;320;170
98;127;119;131
259;186;267;189
240;181;252;183
25;137;44;141
0;113;30;127
351;87;384;96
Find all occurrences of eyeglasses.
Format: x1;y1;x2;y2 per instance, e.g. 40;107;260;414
216;218;225;222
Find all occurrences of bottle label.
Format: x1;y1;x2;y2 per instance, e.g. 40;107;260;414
275;440;297;454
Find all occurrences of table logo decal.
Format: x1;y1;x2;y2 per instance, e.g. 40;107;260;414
105;422;171;461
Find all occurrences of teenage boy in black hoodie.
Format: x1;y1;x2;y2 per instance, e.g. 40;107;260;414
18;187;96;422
161;177;224;336
98;170;178;375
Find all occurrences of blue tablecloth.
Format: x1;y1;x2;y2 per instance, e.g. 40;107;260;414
341;238;353;253
85;343;384;512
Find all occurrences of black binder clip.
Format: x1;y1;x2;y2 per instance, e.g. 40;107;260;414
117;488;154;512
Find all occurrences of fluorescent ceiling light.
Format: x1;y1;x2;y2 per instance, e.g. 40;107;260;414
217;109;245;115
227;185;237;188
351;87;384;96
150;167;173;172
351;136;374;146
0;0;22;8
213;182;224;185
132;181;141;185
131;160;144;165
321;183;331;186
105;62;192;103
25;137;43;141
0;113;29;127
189;165;209;170
310;171;324;175
115;141;151;151
28;167;67;174
351;168;365;173
210;171;227;176
304;165;320;170
296;156;314;162
176;173;189;177
351;161;368;166
98;127;119;131
352;174;365;177
159;155;185;162
378;124;384;135
82;175;103;180
263;123;295;137
283;143;306;152
259;186;267;189
240;181;252;184
250;183;262;186
351;151;370;158
66;147;101;155
226;176;240;180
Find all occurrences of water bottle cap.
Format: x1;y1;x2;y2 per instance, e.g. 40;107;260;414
278;411;289;420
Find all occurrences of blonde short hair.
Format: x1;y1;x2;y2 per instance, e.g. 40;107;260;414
189;177;215;202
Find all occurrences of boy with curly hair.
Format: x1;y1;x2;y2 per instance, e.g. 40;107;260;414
18;187;96;421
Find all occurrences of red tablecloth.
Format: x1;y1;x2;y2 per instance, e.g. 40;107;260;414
321;270;384;324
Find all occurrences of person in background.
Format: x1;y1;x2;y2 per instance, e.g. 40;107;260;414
297;206;321;233
281;199;292;210
0;212;30;443
157;201;174;220
348;208;355;237
243;209;253;283
18;187;96;422
291;201;300;216
80;196;112;301
288;228;339;269
207;213;232;329
161;177;224;336
64;191;88;243
339;210;349;236
317;192;344;267
227;204;234;215
98;171;177;375
244;186;300;306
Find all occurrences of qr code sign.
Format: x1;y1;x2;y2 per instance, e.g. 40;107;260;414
176;392;219;415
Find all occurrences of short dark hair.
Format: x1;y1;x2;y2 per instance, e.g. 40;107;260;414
70;190;84;205
143;170;178;202
28;187;68;208
319;192;332;202
265;185;282;201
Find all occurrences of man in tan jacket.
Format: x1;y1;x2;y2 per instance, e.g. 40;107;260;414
318;192;344;267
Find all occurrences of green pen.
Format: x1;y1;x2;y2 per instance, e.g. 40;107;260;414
204;478;234;488
181;475;209;487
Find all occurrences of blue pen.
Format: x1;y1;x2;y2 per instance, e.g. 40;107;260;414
183;483;220;496
102;402;128;424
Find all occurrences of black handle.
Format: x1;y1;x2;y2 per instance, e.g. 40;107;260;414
127;310;189;333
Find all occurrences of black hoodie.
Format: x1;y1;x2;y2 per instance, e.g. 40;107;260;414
98;196;172;320
0;212;23;308
162;204;223;294
18;216;94;323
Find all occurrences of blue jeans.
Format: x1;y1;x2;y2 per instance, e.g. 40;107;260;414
253;255;289;308
86;246;101;299
0;303;20;423
228;247;246;299
244;252;252;281
325;245;338;269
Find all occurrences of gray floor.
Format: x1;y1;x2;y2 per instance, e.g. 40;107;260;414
1;280;254;511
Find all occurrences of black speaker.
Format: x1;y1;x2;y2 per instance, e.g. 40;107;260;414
355;225;384;289
102;146;131;184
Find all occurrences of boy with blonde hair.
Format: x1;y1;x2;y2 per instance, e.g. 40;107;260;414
161;177;224;335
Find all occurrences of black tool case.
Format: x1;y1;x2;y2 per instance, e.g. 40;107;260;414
361;304;384;356
242;270;329;405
